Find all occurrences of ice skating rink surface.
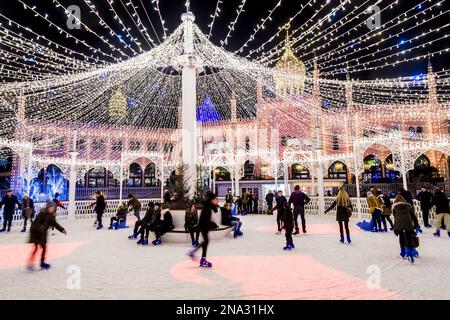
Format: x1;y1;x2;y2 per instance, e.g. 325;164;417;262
0;214;449;300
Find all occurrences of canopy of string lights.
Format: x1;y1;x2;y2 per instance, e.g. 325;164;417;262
0;0;449;207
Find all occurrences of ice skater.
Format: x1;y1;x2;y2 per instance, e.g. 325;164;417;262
90;191;106;230
271;190;287;234
109;202;128;229
152;204;174;245
392;195;420;263
289;185;311;234
281;202;295;250
378;191;394;231
324;188;353;244
0;189;21;233
185;202;200;247
367;190;383;232
430;187;450;238
187;192;218;268
21;193;35;233
127;194;142;221
27;202;67;270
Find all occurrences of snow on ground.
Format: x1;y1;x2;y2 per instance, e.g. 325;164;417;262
0;214;449;300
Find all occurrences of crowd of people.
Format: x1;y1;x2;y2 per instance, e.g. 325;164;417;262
1;182;450;269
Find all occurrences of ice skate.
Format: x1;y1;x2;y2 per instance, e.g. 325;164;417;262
40;262;51;270
199;258;212;268
152;238;162;246
433;230;440;237
346;235;351;244
400;247;406;258
21;227;26;233
128;233;138;240
283;243;292;250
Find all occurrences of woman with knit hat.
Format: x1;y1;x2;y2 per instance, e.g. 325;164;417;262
187;191;218;268
392;195;420;263
27;201;67;271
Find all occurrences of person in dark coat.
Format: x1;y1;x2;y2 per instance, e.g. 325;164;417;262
393;195;419;262
109;202;128;230
430;188;450;237
127;194;142;221
27;202;67;270
289;185;311;234
398;188;414;208
90;191;106;230
416;186;433;228
185;203;200;247
325;189;353;244
225;192;233;204
21;193;35;233
128;202;155;241
152;204;174;245
137;203;161;244
271;190;287;234
163;189;171;203
52;193;66;210
235;196;243;215
265;190;275;214
188;192;218;268
282;202;295;250
0;189;21;232
221;203;243;238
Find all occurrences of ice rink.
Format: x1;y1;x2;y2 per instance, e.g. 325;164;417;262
0;214;449;300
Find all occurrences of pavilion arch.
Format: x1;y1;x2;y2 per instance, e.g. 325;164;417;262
144;163;160;187
212;166;231;181
0;147;15;191
83;167;118;188
408;150;449;183
327;161;348;179
30;164;69;201
362;143;393;161
290;163;310;179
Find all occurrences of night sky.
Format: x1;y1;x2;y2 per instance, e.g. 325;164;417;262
0;0;448;80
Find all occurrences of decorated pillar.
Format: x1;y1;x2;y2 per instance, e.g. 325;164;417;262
68;128;78;220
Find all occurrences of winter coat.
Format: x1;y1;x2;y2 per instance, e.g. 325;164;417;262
94;195;106;214
225;194;233;204
393;202;419;233
282;207;294;230
29;208;65;245
184;208;199;230
0;195;21;215
163;191;171;203
149;210;161;228
116;206;128;219
431;191;450;214
367;195;382;214
141;207;154;224
242;192;250;204
265;193;274;205
221;207;233;226
21;197;34;218
160;211;175;230
417;191;432;209
325;201;353;222
378;194;392;216
198;202;218;232
273;195;288;213
289;190;311;211
127;197;142;210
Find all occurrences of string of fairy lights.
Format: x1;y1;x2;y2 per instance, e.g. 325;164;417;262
0;0;449;164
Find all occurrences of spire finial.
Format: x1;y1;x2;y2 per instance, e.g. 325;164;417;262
284;23;291;50
185;0;191;12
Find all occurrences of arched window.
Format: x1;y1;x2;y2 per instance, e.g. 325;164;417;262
0;147;13;190
291;163;310;179
414;154;430;168
328;161;347;179
128;163;142;187
243;160;255;180
213;167;231;181
144;163;158;187
363;155;382;183
87;167;107;188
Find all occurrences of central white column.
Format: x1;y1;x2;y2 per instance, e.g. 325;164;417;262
68;129;78;220
181;12;198;198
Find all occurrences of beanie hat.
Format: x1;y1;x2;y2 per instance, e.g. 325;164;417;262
46;201;57;209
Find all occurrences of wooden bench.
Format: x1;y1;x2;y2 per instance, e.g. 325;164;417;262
161;210;234;243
